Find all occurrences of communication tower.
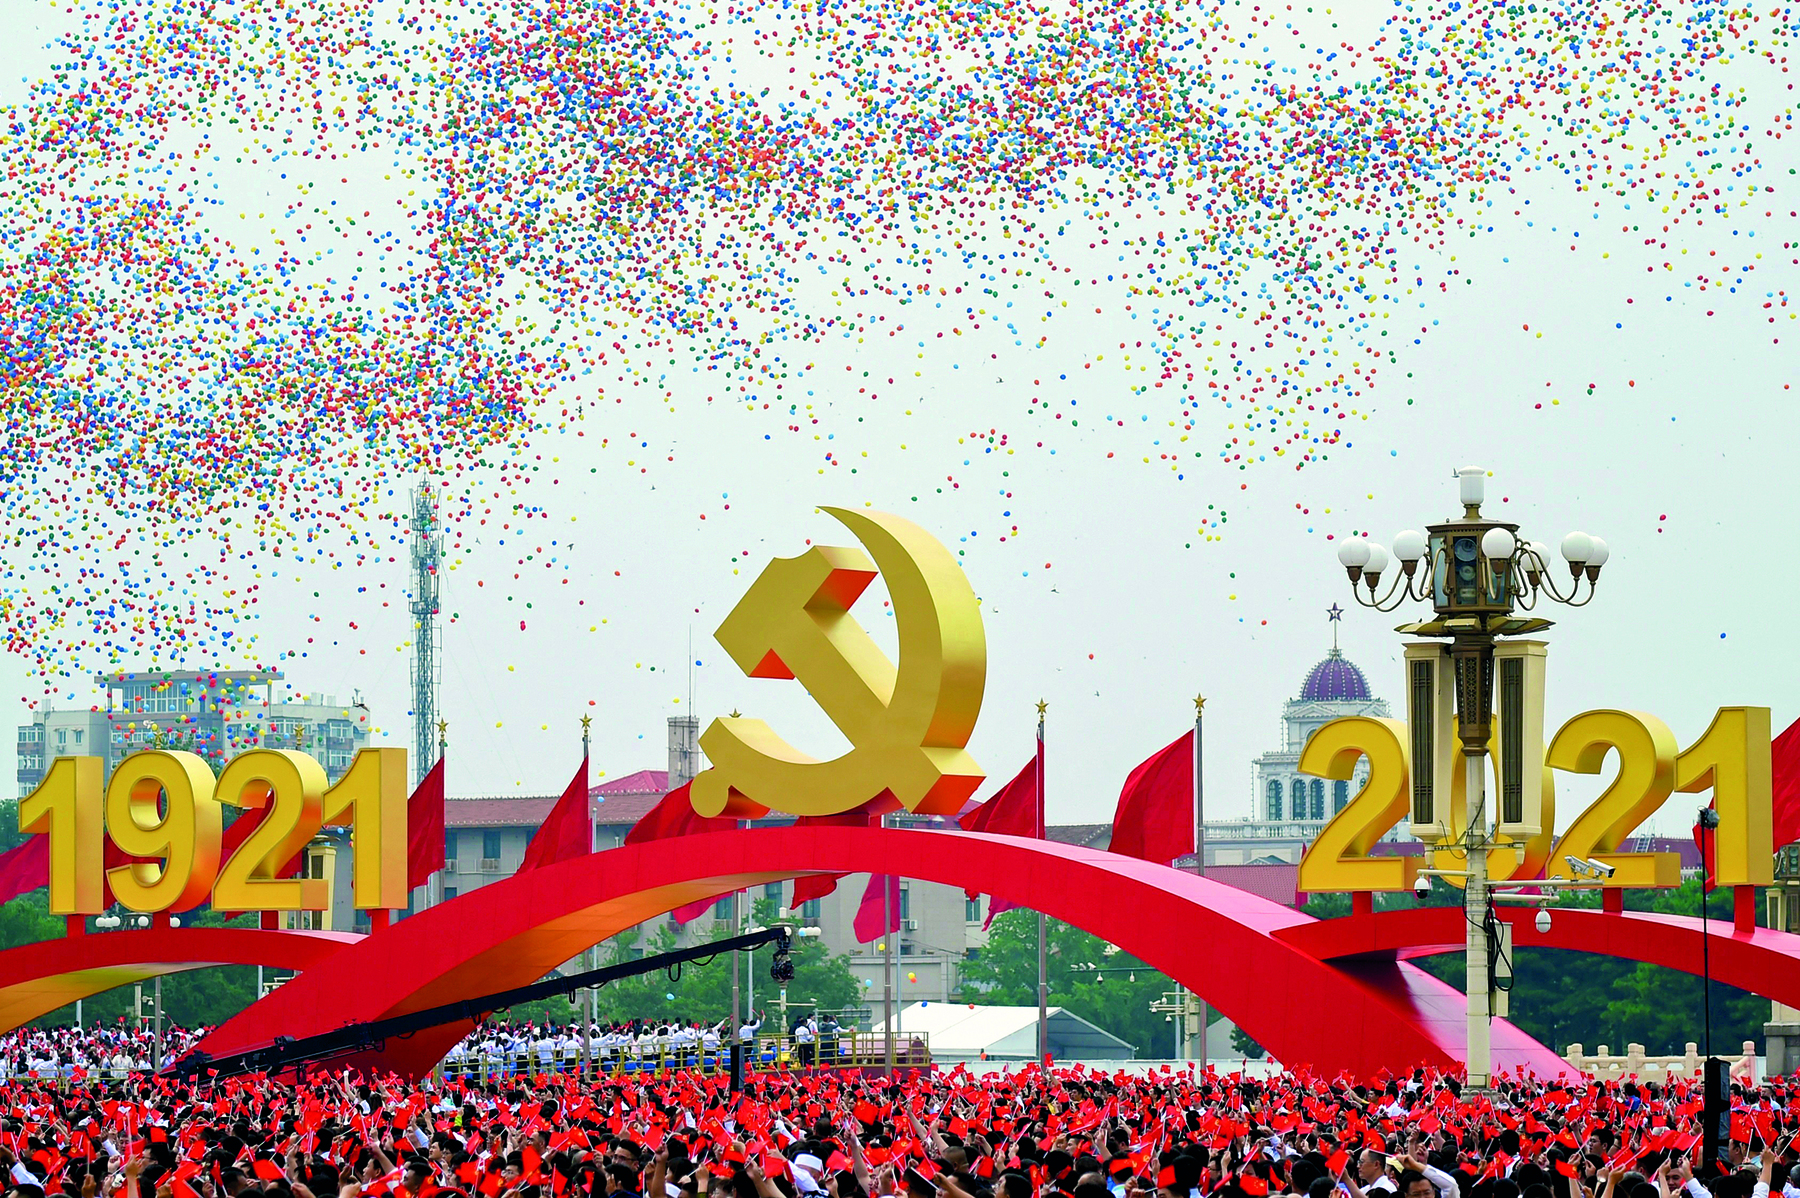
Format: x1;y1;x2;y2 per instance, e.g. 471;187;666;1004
409;484;443;788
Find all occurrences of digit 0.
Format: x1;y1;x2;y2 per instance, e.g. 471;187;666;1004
104;751;223;913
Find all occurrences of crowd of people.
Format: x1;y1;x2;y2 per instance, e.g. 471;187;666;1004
0;1045;1793;1198
443;1018;768;1077
440;1015;867;1076
2;1013;874;1084
0;1027;208;1081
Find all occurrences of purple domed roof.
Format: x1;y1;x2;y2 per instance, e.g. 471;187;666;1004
1299;650;1373;702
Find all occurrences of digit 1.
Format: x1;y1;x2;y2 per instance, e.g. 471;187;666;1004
1676;706;1774;888
322;747;408;910
105;750;223;913
18;757;105;915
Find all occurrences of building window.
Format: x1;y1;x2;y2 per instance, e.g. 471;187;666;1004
713;894;734;919
899;885;910;921
55;730;66;746
482;829;502;860
444;887;458;901
1289;778;1305;819
1265;779;1282;820
800;898;821;919
763;882;782;903
72;730;83;746
1310;778;1325;821
965;896;982;923
1333;779;1350;812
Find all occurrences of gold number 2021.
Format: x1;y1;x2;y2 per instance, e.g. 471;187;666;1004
18;746;408;915
1298;705;1772;893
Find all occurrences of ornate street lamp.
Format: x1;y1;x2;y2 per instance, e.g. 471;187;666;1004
1332;467;1606;1089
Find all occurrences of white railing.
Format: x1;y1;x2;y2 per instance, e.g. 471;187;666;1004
1565;1041;1758;1084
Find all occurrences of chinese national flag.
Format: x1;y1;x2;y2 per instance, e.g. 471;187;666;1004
406;756;446;893
853;874;901;942
958;751;1040;928
0;837;47;908
623;781;732;845
518;757;590;873
1107;730;1195;867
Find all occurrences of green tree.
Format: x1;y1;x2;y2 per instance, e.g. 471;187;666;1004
1361;879;1770;1056
957;910;1178;1057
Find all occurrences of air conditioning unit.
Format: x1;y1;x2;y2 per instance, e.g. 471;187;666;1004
443;859;459;874
478;857;502;873
903;919;920;931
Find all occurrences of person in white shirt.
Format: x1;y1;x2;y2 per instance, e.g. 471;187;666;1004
1358;1150;1398;1196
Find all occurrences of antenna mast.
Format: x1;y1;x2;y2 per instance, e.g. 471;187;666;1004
409;483;444;788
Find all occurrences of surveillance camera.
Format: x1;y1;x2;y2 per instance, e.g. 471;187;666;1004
1564;854;1590;878
1413;873;1432;898
1585;858;1616;879
1535;908;1552;934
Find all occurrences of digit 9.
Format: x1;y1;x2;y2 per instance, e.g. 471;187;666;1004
104;750;222;912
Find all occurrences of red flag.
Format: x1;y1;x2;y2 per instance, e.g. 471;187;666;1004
1108;730;1195;867
959;755;1039;838
406;756;446;893
672;891;734;926
624;782;732;845
1775;716;1800;847
853;874;901;942
959;751;1041;927
0;837;47;907
519;757;590;873
791;873;840;907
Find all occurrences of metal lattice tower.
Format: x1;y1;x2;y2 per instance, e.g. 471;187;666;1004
409;484;443;788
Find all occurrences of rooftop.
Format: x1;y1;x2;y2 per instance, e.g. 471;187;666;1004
1298;648;1373;703
448;768;673;828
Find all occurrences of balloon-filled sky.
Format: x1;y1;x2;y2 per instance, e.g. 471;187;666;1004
0;0;1793;828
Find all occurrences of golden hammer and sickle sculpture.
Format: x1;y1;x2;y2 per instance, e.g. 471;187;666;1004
689;507;987;819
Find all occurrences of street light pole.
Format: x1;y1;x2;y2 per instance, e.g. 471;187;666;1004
1336;466;1605;1090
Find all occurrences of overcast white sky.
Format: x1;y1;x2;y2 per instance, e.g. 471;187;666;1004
1;0;1795;840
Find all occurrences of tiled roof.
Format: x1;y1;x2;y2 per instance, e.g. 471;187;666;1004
593;769;672;826
446;796;562;829
1046;823;1113;849
597;769;668;795
448;767;670;829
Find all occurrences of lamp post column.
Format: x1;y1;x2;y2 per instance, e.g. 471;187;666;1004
1452;637;1495;1091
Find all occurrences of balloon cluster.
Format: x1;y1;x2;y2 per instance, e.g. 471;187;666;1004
1;0;1792;676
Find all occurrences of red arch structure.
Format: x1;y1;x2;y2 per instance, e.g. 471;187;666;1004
190;826;1568;1079
0;926;360;1033
1274;905;1800;1010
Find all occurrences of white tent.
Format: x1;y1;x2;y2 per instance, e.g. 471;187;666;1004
873;1003;1135;1063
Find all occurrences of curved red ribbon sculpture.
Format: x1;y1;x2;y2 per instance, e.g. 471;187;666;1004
5;825;1796;1080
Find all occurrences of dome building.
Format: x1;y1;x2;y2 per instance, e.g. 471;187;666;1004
1236;606;1392;863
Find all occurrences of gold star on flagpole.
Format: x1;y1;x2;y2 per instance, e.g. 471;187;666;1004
1035;699;1048;718
580;714;592;734
1194;694;1207;718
